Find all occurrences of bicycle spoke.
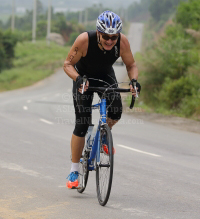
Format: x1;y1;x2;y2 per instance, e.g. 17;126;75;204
96;124;113;206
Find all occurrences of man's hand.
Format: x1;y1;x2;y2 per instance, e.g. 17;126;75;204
76;76;89;93
129;79;141;97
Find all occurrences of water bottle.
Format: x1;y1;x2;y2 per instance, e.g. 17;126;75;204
89;125;97;147
86;124;94;151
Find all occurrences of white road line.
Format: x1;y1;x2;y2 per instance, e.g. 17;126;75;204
117;144;162;157
0;161;41;177
23;106;28;110
20;140;33;145
40;118;53;125
0;161;54;179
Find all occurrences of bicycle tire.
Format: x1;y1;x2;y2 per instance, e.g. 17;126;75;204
77;151;89;193
96;124;114;206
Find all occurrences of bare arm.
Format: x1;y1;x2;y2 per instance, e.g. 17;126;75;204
120;34;139;80
63;32;88;81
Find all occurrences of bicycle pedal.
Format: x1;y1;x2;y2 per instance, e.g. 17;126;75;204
69;186;82;189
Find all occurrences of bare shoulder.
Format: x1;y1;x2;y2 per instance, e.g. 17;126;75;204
73;32;89;56
76;32;88;44
120;33;131;55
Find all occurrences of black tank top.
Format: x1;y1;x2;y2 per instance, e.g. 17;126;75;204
75;31;120;79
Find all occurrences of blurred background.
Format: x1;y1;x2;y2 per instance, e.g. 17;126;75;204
0;0;199;120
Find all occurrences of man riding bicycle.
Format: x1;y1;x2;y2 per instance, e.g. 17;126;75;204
63;11;141;189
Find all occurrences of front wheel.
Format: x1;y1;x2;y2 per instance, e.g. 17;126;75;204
77;150;89;193
96;124;114;206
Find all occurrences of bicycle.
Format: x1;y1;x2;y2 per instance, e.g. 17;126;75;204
77;77;136;206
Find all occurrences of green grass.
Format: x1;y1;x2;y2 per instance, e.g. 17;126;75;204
125;94;153;113
0;40;69;91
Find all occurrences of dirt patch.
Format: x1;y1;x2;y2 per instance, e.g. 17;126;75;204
128;111;200;134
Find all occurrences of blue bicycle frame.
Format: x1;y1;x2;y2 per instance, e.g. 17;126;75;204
87;98;107;171
83;85;135;171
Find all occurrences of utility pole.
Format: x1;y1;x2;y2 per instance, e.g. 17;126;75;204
99;4;102;15
84;9;88;26
120;8;124;21
32;0;37;43
11;0;15;32
79;10;82;24
125;8;128;22
47;0;52;46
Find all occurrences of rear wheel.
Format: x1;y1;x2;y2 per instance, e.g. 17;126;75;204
96;124;113;206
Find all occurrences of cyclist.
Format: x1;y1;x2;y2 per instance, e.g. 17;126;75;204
63;11;141;189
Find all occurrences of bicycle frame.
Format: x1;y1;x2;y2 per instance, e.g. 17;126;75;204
83;84;135;171
87;98;106;171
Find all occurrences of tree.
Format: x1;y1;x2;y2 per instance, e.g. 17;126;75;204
149;0;183;21
176;0;200;30
0;30;18;72
142;24;198;104
127;0;150;21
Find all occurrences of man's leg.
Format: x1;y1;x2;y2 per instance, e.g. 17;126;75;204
67;81;93;189
71;134;85;163
106;117;118;129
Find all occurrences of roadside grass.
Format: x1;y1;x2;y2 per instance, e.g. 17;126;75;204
123;51;154;114
127;51;200;121
0;40;69;91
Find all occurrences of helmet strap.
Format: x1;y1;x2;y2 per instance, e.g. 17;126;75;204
97;33;106;54
97;32;112;54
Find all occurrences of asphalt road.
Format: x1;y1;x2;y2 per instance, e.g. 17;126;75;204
0;23;200;219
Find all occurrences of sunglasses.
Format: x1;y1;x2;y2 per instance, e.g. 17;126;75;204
101;34;119;41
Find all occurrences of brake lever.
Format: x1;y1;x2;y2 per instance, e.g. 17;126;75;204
133;81;139;98
81;75;87;94
130;95;135;109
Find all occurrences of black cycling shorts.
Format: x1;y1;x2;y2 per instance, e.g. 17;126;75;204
72;69;123;137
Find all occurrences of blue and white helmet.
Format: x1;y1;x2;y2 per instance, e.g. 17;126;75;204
96;11;122;35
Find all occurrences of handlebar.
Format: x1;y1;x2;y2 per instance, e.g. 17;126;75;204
88;87;135;109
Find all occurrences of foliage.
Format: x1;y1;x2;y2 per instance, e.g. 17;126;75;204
69;32;79;45
65;4;106;22
0;3;107;43
127;0;150;22
0;40;69;91
156;75;199;109
37;20;47;39
176;0;200;31
51;13;84;42
0;31;6;72
180;92;200;117
0;30;18;72
51;13;67;34
149;0;183;22
3;0;45;31
139;0;200;118
87;6;104;21
4;10;33;31
0;21;3;29
141;23;199;117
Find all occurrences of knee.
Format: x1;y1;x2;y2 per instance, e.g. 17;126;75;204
107;105;123;121
73;117;90;137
